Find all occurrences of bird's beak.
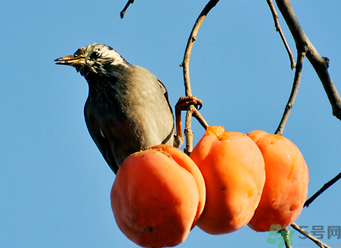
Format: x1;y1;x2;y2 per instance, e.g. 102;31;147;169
54;55;85;67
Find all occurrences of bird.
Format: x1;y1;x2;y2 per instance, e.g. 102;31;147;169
55;43;199;174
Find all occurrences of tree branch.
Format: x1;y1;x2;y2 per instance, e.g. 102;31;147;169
304;172;341;207
280;227;292;248
181;0;218;152
275;0;341;121
275;49;306;135
120;0;135;19
192;108;209;130
266;0;296;70
291;223;331;248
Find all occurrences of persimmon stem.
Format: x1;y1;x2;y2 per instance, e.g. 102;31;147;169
266;0;295;70
181;0;218;152
304;172;341;207
275;49;306;135
291;223;331;248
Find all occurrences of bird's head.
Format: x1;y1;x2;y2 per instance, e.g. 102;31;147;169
55;43;129;77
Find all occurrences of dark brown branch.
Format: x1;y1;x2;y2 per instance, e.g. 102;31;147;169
304;172;341;207
275;0;341;121
120;0;134;19
275;49;306;135
266;0;296;70
291;223;331;248
181;0;218;152
182;0;220;97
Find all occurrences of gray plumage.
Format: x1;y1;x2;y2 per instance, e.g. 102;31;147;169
55;43;179;174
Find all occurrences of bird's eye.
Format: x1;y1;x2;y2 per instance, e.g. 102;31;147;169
90;52;100;60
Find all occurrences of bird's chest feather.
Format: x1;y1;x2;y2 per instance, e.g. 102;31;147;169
84;70;173;155
85;84;137;139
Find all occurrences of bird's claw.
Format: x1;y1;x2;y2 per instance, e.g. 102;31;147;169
175;96;203;112
174;96;203;142
195;101;202;111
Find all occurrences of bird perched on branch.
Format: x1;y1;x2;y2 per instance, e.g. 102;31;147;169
55;43;200;174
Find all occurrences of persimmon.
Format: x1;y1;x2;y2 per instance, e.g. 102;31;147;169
247;130;309;232
151;144;206;226
190;126;266;234
111;146;201;247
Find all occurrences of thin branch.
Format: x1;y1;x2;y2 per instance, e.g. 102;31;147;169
174;97;207;151
192;108;209;130
181;0;218;152
275;49;306;135
291;223;331;248
184;107;194;154
181;0;220;97
304;172;341;207
120;0;134;19
275;0;341;121
280;227;292;248
266;0;296;70
181;105;209;155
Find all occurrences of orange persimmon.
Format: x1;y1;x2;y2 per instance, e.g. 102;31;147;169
247;130;309;232
151;144;206;226
190;126;266;234
110;145;201;247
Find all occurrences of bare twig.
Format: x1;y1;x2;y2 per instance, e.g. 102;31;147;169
192;108;209;130
280;227;292;248
181;0;218;152
275;49;306;135
291;223;331;248
275;0;341;121
266;0;296;69
120;0;134;19
180;105;209;154
181;0;220;97
174;97;207;151
184;107;194;154
304;172;341;207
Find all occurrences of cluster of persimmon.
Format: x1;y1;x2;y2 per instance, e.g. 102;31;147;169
110;126;309;247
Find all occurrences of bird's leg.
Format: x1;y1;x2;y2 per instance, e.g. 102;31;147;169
174;96;202;150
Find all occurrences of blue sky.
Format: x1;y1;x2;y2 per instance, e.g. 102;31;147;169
1;1;341;247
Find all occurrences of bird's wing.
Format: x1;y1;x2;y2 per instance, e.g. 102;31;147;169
157;78;176;145
84;104;119;174
158;79;174;116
